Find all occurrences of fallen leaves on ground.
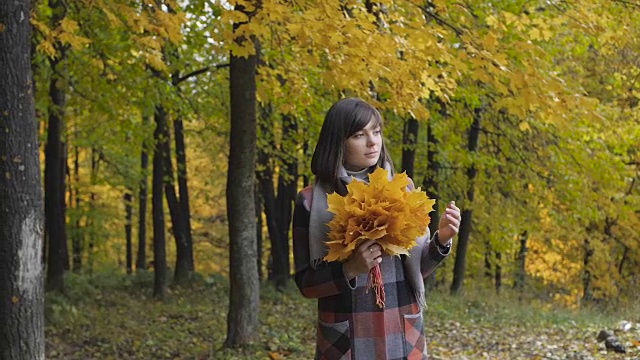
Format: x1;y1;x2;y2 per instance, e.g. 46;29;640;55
428;318;640;360
45;272;640;359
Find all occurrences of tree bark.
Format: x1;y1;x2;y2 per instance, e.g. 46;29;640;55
224;0;261;347
514;230;528;291
256;144;280;282
451;107;481;295
136;118;150;272
618;245;628;277
155;106;190;284
401;117;419;178
173;117;194;272
0;0;46;356
44;0;70;293
124;191;133;274
255;184;264;280
483;242;492;280
495;251;502;293
152;110;168;299
256;106;290;290
274;115;298;289
423;122;440;291
582;232;594;303
87;148;99;274
71;138;82;273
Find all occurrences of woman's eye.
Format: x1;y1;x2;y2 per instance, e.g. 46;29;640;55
373;130;381;135
353;133;364;138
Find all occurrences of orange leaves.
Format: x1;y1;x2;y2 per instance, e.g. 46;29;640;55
323;167;434;262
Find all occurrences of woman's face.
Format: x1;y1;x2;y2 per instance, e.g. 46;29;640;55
344;118;382;172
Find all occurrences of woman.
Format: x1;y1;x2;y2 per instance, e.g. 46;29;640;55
293;97;461;360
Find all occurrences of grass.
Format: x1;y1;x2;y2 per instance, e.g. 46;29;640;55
45;271;639;359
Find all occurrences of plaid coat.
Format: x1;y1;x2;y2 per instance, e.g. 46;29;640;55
293;185;450;360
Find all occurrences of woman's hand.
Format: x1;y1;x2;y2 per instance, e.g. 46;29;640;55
343;239;382;280
438;201;461;244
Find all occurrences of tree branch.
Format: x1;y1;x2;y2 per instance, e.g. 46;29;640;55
414;3;463;37
174;63;230;85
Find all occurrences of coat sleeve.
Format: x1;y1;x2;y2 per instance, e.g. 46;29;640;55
405;177;451;278
292;191;356;299
420;229;451;278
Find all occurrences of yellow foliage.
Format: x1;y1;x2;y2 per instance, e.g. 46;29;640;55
137;36;163;51
146;52;168;72
153;9;184;44
518;121;531;132
526;237;581;286
36;40;57;58
31;16;92;56
100;7;123;28
58;32;92;49
324;167;434;262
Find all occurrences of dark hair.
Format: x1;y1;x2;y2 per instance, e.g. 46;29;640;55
311;97;393;194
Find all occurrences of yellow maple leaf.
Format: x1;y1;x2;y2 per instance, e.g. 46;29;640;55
324;167;435;262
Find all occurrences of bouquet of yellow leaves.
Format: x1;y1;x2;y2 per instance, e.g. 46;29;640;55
323;167;435;308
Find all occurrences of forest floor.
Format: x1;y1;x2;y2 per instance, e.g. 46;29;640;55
45;271;640;360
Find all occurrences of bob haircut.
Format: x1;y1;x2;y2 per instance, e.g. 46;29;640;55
311;97;394;194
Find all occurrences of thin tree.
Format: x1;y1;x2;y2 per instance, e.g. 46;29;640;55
273;115;298;288
401;117;419;178
136;117;150;272
152;107;168;299
70;127;83;273
224;0;261;347
424;120;441;290
0;0;46;356
124;191;134;274
514;230;528;292
450;107;482;294
44;0;70;293
173;115;194;272
256;105;290;290
157;113;190;283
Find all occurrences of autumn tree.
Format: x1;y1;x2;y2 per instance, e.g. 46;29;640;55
225;0;261;347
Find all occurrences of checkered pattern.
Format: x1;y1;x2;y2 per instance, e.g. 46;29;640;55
293;185;447;360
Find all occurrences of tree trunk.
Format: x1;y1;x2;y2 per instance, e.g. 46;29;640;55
495;251;502;293
618;245;628;276
274;115;298;289
256;106;289;290
255;183;264;280
124;191;133;274
0;0;46;355
44;51;68;293
483;242;492;280
514;230;528;291
224;1;261;347
424;122;440;291
152;110;168;299
87;148;98;274
256;147;280;282
155;107;190;284
450;108;481;295
136;118;150;272
173;116;194;272
71;139;82;273
401;117;419;178
582;234;594;303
